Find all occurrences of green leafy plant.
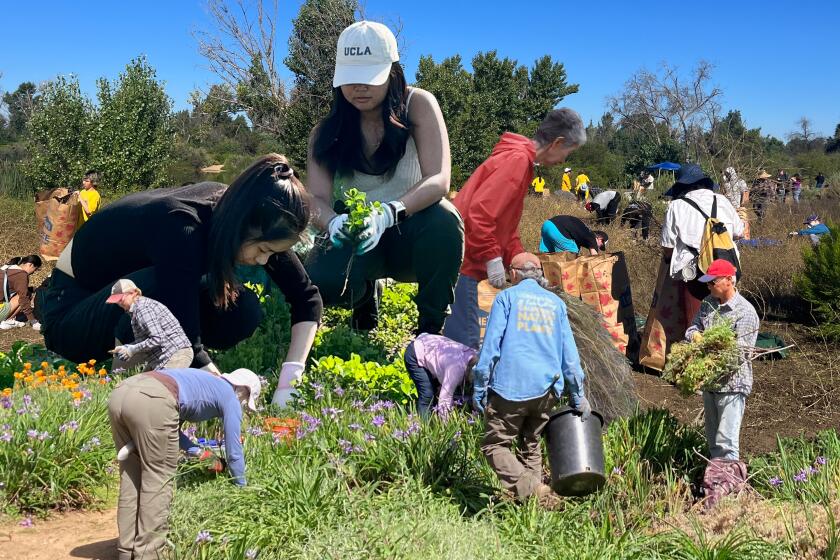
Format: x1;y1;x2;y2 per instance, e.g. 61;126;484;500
337;188;382;296
795;224;840;340
296;353;416;405
663;318;739;396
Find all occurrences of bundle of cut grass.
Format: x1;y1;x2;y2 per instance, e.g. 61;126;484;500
553;288;637;423
662;318;739;397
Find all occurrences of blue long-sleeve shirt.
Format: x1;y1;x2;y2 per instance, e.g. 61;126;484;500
164;369;246;486
797;223;829;236
539;220;579;253
474;279;585;404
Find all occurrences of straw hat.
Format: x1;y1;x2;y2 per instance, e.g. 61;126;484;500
757;171;772;179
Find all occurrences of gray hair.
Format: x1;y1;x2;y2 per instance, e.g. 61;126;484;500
513;262;549;287
534;108;587;148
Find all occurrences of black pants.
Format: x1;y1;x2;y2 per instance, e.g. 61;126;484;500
596;196;620;224
621;209;651;239
40;269;263;366
403;341;440;417
305;199;464;334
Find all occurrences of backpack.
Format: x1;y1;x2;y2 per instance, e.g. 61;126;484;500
680;195;742;280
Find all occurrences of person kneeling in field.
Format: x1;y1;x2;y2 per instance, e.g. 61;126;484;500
685;259;759;508
473;252;591;501
106;279;194;370
107;367;260;560
403;333;477;418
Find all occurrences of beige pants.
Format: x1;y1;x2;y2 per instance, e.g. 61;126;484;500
160;347;194;369
108;375;180;560
481;392;557;499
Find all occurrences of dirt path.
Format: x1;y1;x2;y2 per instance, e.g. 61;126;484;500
0;509;117;560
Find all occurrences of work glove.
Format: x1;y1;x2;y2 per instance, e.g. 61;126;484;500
117;440;136;462
788;231;797;237
198;449;226;473
272;361;305;408
574;396;592;422
328;214;352;248
29;320;41;332
112;345;135;362
356;203;397;255
472;387;487;415
486;257;506;289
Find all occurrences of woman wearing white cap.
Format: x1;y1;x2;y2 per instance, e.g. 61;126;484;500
107;367;259;560
305;21;463;334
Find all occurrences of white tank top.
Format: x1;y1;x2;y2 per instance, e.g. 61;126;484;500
334;88;423;203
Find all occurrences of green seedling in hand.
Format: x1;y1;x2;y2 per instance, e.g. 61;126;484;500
338;188;382;296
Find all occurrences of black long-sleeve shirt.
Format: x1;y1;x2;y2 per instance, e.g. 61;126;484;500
546;215;599;251
70;183;322;365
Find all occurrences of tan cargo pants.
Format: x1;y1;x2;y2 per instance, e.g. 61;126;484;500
107;375;180;560
481;391;557;499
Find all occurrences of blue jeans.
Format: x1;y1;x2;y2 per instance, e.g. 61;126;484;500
703;391;746;460
404;341;439;417
793;188;801;203
443;274;480;350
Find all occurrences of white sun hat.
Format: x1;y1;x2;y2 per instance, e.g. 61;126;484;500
333;21;399;88
221;368;261;412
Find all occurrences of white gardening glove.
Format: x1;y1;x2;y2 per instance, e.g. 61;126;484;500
272;361;305;408
328;214;352;248
117;440;136;462
30;320;41;332
486;257;506;289
112;345;135;362
357;204;397;255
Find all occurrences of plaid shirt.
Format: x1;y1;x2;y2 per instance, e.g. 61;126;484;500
685;292;759;395
126;296;192;369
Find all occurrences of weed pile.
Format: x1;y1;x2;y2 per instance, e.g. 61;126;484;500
663;319;739;397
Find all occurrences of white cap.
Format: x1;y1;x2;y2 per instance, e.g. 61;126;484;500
221;368;262;412
106;279;140;304
564;167;572;172
333;21;399;88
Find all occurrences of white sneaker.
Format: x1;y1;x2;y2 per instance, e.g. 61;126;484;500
0;320;24;330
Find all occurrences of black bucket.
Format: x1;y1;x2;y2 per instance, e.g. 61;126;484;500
544;406;606;496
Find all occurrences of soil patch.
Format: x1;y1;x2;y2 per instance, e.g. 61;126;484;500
0;509;117;560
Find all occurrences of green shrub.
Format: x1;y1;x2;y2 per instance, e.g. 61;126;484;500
297;353;416;406
795;224;840;339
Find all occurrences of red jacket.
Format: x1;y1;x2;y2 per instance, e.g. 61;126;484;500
454;133;535;280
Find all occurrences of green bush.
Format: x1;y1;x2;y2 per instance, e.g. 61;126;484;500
795;224;840;339
297;353;416;406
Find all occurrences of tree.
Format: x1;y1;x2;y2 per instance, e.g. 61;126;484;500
415;52;578;187
826;123;840;154
281;0;357;168
92;56;174;191
195;0;287;135
24;75;94;189
2;82;39;138
607;61;722;160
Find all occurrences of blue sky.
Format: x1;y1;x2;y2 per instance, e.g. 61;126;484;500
1;0;837;140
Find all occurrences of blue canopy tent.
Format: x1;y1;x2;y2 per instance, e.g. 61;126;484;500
647;162;681;171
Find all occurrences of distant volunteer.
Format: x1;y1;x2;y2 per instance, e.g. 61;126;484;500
539;215;607;255
304;21;462;335
444;108;586;349
789;214;830;245
40;154;322;408
575;170;591;201
108;367;260;560
586;189;620;224
0;255;42;331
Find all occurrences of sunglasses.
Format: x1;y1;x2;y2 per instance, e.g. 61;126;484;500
705;277;728;286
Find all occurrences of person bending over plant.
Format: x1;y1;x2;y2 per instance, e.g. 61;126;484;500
403;333;477;418
473;252;591;502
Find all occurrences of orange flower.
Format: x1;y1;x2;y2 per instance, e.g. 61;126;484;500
98;368;107;377
99;379;106;385
40;361;49;370
88;359;96;366
35;370;44;377
13;372;23;380
71;391;83;400
23;362;31;371
24;375;34;384
48;375;58;383
1;388;11;396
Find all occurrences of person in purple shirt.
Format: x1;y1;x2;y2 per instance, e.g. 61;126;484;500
404;333;477;417
107;368;260;560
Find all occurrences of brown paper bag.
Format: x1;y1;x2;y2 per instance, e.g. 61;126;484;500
639;257;686;371
39;191;80;260
538;252;580;295
35;187;69;234
477;280;501;345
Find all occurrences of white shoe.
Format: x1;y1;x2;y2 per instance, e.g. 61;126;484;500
0;320;24;330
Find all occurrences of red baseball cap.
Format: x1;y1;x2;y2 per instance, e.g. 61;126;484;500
698;259;737;283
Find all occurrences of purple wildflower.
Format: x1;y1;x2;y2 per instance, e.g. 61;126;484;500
247;427;264;437
368;401;384;413
612;466;623;476
18;517;33;528
246;549;259;559
312;383;324;400
321;407;342;419
0;432;11;443
26;429;38;439
23;394;32;407
382;401;395;410
816;456;827;466
59;420;79;433
392;429;407;441
333;386;345;397
794;470;808;483
186;425;197;438
349;423;361;431
81;436;101;452
1;396;11;409
467;415;476;425
37;431;50;441
272;432;284;445
338;439;354;454
363;433;376;442
810;466;820;475
352;400;365;409
406;421;421;435
371;415;385;428
451;430;462;442
195;530;212;544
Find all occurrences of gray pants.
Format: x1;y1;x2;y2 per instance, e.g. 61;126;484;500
160;347;194;369
108;375;180;560
703;391;746;460
443;274;480;349
481;392;557;498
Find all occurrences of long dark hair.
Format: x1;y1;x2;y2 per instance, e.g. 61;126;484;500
312;62;412;177
19;255;42;268
208;154;310;308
